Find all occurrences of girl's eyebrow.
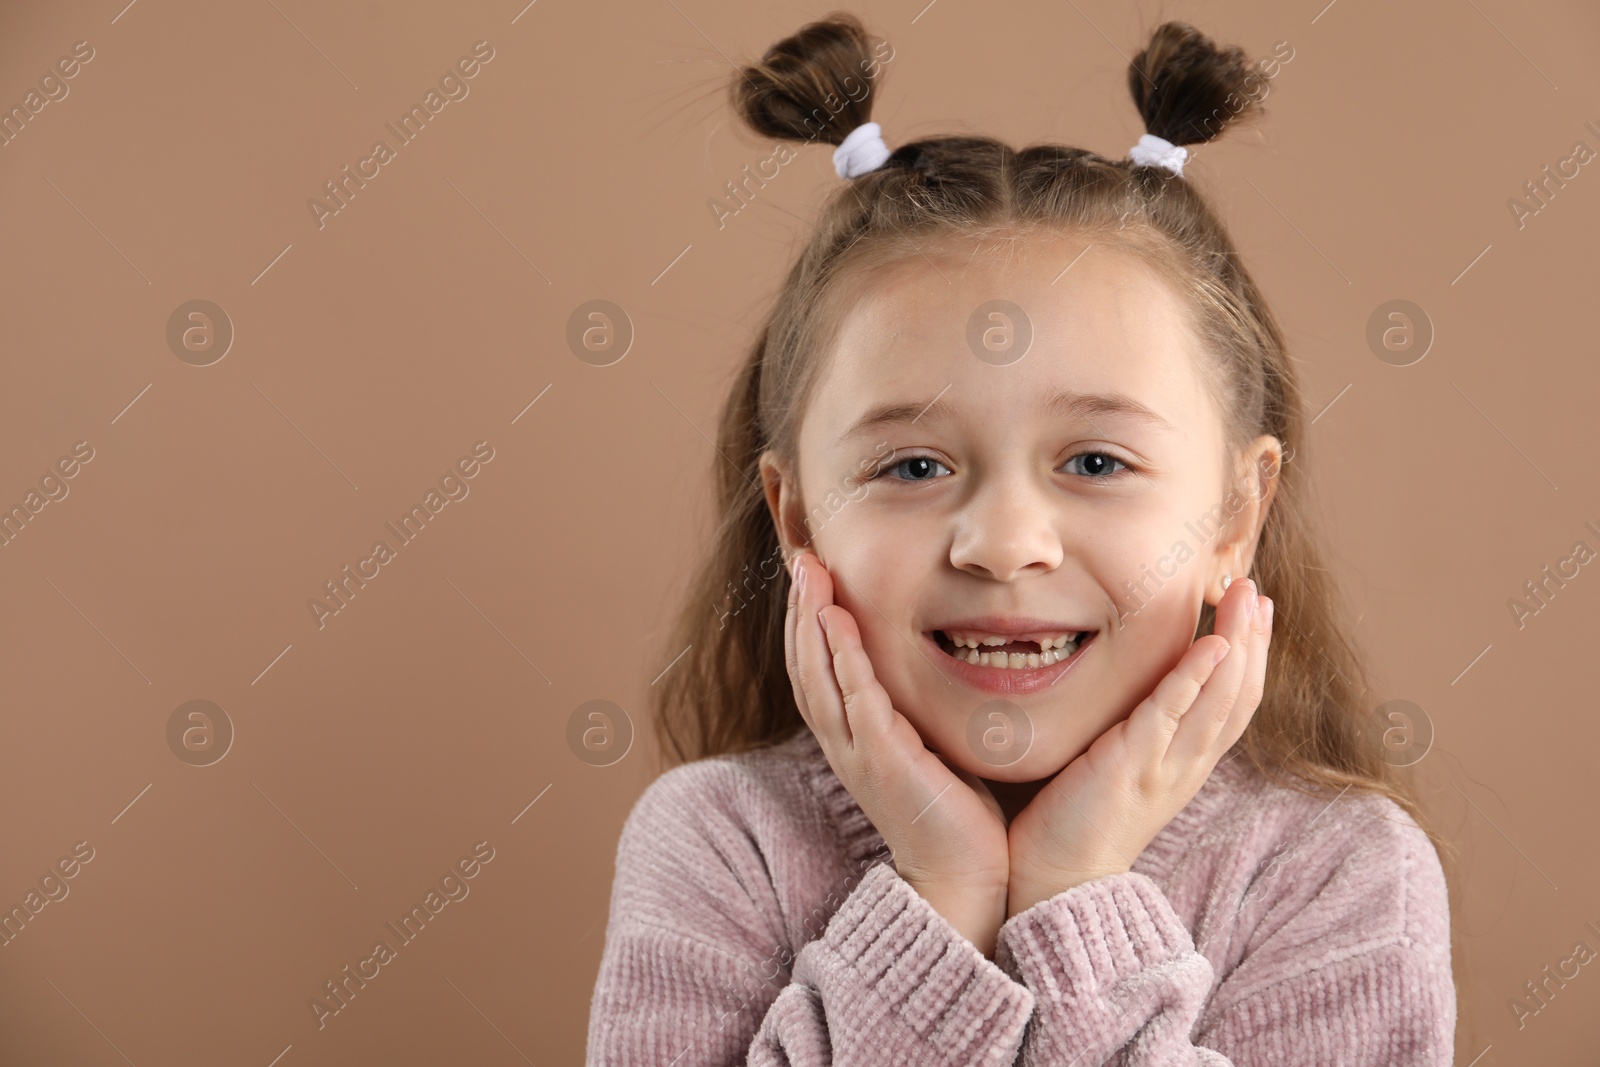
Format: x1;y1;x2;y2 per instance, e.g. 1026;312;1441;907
835;388;1176;445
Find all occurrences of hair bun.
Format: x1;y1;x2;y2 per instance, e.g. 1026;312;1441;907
732;12;889;147
1128;21;1265;149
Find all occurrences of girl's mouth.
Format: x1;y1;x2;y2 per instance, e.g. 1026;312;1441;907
924;628;1099;694
930;629;1096;668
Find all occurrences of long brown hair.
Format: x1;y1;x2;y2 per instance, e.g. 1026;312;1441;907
648;10;1466;1041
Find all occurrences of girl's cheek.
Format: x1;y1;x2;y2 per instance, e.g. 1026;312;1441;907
1120;599;1207;697
815;529;909;601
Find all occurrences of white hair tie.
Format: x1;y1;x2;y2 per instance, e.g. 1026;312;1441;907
830;123;1184;180
833;121;891;179
1128;132;1188;178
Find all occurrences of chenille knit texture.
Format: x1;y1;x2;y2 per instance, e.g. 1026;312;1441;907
586;725;1454;1065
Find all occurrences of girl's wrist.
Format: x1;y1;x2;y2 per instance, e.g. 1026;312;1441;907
907;877;1008;959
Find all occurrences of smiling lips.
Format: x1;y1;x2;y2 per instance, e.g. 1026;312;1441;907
922;614;1100;692
924;627;1099;694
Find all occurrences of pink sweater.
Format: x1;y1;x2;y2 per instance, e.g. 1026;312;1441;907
586;725;1454;1065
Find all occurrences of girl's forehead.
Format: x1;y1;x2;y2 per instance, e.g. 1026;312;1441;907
835;238;1189;347
814;243;1206;430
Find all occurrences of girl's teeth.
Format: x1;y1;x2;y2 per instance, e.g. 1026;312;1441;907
951;637;1083;668
947;632;1078;650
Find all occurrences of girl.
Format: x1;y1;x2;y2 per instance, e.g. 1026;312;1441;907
588;14;1457;1065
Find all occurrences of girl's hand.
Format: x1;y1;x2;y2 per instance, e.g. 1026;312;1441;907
785;550;1012;956
1004;577;1274;919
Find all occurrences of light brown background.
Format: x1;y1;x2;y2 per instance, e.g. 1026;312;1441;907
1;0;1596;1062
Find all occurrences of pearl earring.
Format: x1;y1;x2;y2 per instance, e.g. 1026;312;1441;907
1221;573;1233;591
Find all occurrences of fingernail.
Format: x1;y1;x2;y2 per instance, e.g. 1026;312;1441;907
1212;641;1231;666
789;553;803;581
1263;598;1274;626
1247;585;1258;620
798;563;807;593
817;609;829;634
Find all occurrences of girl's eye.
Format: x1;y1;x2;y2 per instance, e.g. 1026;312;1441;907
1063;451;1132;479
871;454;952;483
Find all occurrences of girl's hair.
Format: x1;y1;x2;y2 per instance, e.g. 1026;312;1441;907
649;11;1465;1037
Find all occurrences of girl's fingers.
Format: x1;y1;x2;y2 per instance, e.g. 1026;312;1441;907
1212;594;1272;754
1166;582;1270;772
813;601;894;747
783;553;815;735
1123;577;1254;767
789;552;852;749
1121;630;1232;768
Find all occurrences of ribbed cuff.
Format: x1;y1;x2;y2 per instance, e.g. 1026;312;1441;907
818;863;1034;1063
994;871;1195;995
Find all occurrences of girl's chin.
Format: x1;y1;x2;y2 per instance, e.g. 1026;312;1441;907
975;762;1061;784
932;736;1081;785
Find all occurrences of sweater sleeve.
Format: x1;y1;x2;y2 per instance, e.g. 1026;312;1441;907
586;764;1037;1067
991;797;1455;1066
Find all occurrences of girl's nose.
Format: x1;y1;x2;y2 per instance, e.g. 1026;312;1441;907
947;482;1065;582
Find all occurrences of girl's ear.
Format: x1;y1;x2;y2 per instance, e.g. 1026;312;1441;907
758;449;812;558
1204;435;1283;607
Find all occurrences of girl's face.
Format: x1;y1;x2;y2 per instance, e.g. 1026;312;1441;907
760;233;1280;786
